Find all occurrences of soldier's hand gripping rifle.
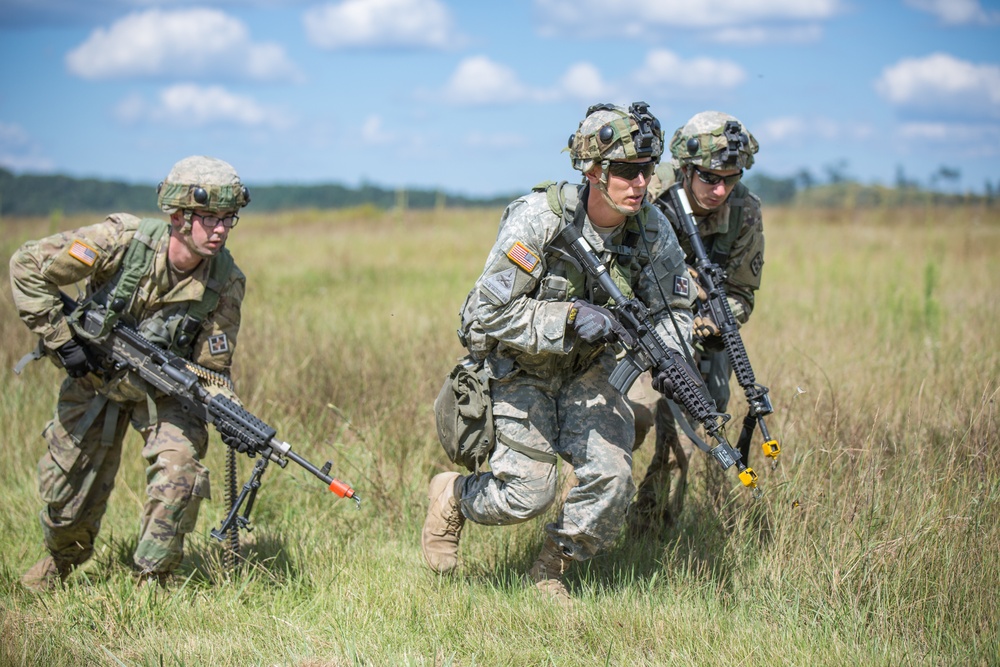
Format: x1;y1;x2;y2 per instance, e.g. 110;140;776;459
57;293;361;538
664;183;780;469
556;224;762;496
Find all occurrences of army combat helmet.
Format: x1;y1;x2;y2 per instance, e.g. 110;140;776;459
157;155;250;257
670;111;758;172
567;101;663;215
157;155;250;216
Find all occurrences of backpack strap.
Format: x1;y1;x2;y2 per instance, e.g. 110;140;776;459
705;181;748;267
546;181;647;261
185;248;234;325
80;217;233;354
166;247;234;355
81;217;170;340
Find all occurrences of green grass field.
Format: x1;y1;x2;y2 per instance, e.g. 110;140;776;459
1;204;998;666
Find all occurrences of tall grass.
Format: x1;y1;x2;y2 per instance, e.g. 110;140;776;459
0;204;997;666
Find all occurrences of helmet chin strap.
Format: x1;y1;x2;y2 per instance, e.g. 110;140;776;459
176;212;215;259
596;160;638;218
682;167;716;214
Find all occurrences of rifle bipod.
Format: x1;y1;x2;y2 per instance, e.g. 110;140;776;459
211;456;270;556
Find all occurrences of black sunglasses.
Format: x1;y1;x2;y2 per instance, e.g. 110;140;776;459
693;165;743;187
608;161;656;181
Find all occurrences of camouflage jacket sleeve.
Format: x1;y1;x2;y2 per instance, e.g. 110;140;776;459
723;191;765;324
472;192;574;356
635;204;696;353
189;261;245;374
9;215;135;351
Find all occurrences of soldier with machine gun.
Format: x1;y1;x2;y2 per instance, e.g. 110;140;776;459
11;156;356;592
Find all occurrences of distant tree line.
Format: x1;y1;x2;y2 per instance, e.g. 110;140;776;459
0;167;515;217
1;165;996;217
746;161;997;207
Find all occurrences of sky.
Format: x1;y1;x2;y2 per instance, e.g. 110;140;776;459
1;0;999;198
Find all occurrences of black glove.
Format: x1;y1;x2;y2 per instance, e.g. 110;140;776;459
55;338;97;378
651;370;675;400
220;431;254;455
568;300;619;343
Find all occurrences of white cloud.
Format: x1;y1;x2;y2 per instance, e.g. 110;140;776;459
441;57;616;106
440;51;745;107
115;84;293;129
535;0;841;36
756;115;874;143
634;49;746;90
904;0;1000;26
304;0;459;50
897;121;1000;159
0;121;31;147
899;121;1000;141
875;52;1000;117
0;120;55;172
360;115;395;145
755;116;809;142
898;122;953;140
443;56;535;105
557;63;614;100
65;8;302;82
710;24;823;45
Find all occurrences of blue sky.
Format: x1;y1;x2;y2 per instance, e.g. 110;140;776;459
1;0;998;197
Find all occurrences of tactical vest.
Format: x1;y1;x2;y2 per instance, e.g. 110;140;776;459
89;217;234;357
701;181;748;268
458;182;653;361
16;217;237;443
651;172;747;268
535;180;652;303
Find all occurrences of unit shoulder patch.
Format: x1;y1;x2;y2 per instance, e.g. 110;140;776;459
506;241;539;273
208;333;230;355
673;274;690;297
481;267;517;305
68;240;98;266
750;251;763;277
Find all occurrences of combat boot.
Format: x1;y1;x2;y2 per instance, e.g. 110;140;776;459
21;555;72;592
528;536;574;605
421;471;466;574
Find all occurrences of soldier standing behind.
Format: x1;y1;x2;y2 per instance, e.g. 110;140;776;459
627;111;766;532
11;156;250;591
422;102;696;602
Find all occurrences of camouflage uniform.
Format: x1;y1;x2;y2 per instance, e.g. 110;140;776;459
11;188;245;578
460;183;695;561
628;112;765;528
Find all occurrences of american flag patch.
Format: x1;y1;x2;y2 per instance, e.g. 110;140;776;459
208;334;229;355
506;241;538;273
68;240;98;266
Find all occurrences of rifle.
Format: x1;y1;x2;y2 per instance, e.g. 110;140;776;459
556;223;762;496
55;293;361;538
663;183;780;469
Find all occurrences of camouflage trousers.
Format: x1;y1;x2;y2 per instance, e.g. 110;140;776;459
460;353;635;562
628;348;732;528
34;375;210;574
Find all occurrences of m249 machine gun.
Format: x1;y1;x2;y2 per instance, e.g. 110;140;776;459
48;293;360;554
